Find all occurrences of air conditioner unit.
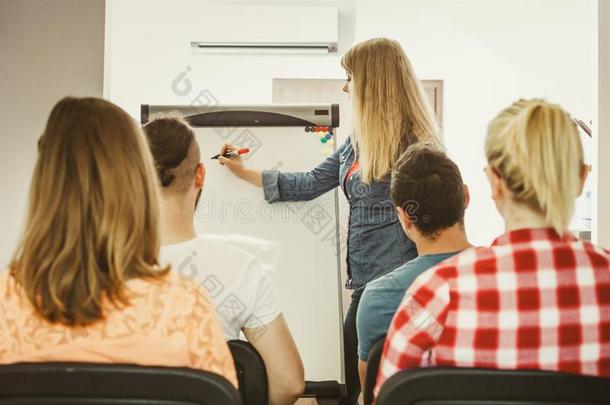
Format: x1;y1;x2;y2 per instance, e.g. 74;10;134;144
191;41;337;55
190;5;338;55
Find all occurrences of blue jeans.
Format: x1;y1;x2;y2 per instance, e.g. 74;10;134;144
341;287;364;405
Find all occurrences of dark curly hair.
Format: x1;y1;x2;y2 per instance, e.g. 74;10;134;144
390;143;466;240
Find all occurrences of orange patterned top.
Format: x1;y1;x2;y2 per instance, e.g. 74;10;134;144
0;270;237;387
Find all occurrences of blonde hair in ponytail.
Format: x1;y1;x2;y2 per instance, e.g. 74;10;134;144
341;38;439;183
485;99;584;235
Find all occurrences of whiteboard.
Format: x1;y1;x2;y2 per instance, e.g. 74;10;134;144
193;126;344;382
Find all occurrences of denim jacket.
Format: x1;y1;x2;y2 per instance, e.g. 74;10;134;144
262;138;417;289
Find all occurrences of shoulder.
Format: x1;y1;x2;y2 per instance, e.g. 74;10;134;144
0;270;21;300
153;270;195;296
159;271;214;315
198;234;274;296
198;234;260;267
0;270;17;309
431;246;497;275
360;264;413;317
358;283;387;329
0;270;11;291
366;260;414;294
404;247;490;297
575;240;610;267
360;280;385;312
339;137;353;153
173;234;264;280
482;237;608;272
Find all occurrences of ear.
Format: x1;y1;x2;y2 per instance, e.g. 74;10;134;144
485;166;504;201
577;163;591;197
396;205;414;233
194;163;205;189
463;184;470;209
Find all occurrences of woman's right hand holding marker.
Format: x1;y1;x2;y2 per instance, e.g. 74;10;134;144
217;143;263;187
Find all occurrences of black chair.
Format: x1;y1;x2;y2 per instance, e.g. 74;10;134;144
228;339;346;405
376;367;610;405
0;362;242;405
228;340;268;405
363;337;385;405
302;380;346;405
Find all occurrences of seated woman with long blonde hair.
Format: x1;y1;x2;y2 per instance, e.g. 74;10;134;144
0;97;237;387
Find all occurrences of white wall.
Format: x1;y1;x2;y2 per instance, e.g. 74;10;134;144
593;0;610;248
105;0;356;115
355;0;594;245
0;0;105;268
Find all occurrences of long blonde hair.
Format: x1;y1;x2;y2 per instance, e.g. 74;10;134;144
10;97;168;326
485;99;584;235
341;38;439;183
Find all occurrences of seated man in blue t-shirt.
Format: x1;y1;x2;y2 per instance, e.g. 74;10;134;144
356;143;473;386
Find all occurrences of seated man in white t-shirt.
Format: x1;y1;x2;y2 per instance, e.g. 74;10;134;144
143;116;305;405
161;233;279;340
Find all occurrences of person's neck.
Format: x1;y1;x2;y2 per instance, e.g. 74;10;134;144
161;194;197;246
415;224;472;256
501;202;549;233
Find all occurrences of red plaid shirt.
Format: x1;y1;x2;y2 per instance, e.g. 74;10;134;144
375;228;610;397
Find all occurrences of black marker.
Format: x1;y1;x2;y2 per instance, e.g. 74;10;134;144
211;148;250;160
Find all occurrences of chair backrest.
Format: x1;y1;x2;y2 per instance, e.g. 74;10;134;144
228;340;268;405
363;337;385;405
0;362;242;405
376;367;610;405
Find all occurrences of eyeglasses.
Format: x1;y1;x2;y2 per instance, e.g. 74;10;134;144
573;118;592;138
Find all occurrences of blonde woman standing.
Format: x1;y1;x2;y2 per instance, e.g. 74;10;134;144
220;38;438;403
0;97;237;387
